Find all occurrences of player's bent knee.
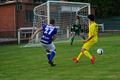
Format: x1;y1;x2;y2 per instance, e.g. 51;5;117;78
49;49;56;53
81;48;86;53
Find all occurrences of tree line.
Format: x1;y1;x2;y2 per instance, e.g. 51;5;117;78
68;0;120;18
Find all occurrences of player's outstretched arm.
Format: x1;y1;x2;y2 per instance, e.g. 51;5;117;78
29;27;42;42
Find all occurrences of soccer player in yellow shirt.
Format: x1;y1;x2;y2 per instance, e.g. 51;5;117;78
73;14;98;64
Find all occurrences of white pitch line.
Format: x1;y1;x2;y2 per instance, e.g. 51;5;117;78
21;39;82;48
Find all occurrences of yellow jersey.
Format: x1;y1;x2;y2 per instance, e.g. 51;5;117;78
88;22;98;42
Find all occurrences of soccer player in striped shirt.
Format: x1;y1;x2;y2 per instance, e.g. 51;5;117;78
30;19;57;66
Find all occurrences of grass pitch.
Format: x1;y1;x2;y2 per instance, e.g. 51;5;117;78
0;35;120;80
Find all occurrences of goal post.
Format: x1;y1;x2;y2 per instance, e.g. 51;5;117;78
21;1;90;47
33;1;91;39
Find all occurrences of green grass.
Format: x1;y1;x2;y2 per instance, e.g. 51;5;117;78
0;35;120;80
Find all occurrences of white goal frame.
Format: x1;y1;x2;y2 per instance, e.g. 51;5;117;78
20;1;91;47
34;1;91;23
33;1;91;39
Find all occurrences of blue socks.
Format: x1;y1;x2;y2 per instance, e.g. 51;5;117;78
47;51;56;62
47;54;51;61
50;51;56;62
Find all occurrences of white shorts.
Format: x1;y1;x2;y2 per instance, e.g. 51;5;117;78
41;42;55;52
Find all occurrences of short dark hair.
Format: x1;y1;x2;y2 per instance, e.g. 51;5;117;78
50;19;55;24
88;14;95;21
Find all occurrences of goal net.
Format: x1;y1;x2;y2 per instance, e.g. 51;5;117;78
23;1;90;47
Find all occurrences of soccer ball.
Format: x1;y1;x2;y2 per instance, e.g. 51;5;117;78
97;48;104;55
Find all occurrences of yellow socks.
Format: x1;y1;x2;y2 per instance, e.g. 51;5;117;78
77;50;92;61
84;50;92;59
77;52;84;61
